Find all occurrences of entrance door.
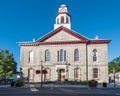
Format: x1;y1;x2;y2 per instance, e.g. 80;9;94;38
28;69;34;82
58;69;65;82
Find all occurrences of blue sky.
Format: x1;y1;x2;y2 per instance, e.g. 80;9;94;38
0;0;120;71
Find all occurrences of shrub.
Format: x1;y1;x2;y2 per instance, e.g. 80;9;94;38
88;80;98;87
15;79;25;87
80;81;88;85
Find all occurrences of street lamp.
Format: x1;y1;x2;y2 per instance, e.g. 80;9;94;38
66;61;70;81
113;68;116;88
41;61;43;87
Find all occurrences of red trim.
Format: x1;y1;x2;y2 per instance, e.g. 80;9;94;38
89;40;111;44
18;42;39;46
39;41;87;45
18;26;111;46
36;26;89;42
56;12;71;17
18;40;111;46
18;41;87;46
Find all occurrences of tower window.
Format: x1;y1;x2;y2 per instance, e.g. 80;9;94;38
61;16;64;23
66;17;69;23
57;18;59;24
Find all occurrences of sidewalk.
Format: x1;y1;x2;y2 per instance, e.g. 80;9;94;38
0;84;10;88
0;83;120;89
24;83;120;88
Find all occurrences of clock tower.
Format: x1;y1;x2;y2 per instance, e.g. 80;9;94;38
54;4;71;29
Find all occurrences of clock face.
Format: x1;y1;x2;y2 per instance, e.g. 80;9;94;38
60;8;66;12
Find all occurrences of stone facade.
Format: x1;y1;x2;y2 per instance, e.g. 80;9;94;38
18;4;110;83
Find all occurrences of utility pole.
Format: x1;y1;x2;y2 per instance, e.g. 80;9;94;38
41;61;43;87
86;43;88;88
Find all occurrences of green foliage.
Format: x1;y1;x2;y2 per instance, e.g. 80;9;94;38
15;79;25;87
112;56;120;65
65;80;90;85
109;56;120;73
80;81;89;85
0;50;17;77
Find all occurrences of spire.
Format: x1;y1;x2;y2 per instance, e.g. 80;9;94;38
54;4;71;29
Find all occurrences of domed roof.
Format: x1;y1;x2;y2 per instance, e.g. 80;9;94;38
61;4;66;7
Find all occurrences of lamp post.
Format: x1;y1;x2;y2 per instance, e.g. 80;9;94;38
66;61;70;81
41;61;43;87
113;68;116;88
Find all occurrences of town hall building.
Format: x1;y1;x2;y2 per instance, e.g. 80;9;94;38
18;4;110;83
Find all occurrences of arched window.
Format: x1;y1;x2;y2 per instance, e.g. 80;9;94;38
93;49;97;62
29;51;34;63
61;16;64;23
74;49;79;61
45;50;50;61
57;18;59;24
64;50;66;61
66;17;69;23
60;49;63;61
57;49;66;62
93;68;98;78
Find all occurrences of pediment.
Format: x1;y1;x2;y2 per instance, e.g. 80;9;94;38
18;26;111;46
36;26;89;42
44;30;80;42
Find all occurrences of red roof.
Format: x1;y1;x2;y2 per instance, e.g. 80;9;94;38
36;26;89;42
18;26;111;46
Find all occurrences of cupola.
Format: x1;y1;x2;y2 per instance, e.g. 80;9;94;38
54;4;71;29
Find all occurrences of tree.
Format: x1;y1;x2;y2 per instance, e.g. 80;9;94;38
0;50;17;78
112;56;120;65
109;56;120;73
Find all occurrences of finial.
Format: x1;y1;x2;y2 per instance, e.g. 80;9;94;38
95;35;99;40
32;38;36;42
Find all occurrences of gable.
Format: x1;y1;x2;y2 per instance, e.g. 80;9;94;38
18;26;111;46
44;30;80;42
36;26;89;42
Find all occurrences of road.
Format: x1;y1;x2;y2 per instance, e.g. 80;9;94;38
0;86;120;96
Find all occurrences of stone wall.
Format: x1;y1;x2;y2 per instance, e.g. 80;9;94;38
20;43;109;83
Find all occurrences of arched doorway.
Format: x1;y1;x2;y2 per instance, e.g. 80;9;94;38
57;69;65;82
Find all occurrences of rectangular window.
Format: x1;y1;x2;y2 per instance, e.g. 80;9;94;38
93;68;98;78
74;68;78;79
